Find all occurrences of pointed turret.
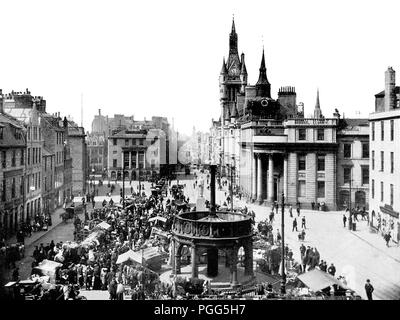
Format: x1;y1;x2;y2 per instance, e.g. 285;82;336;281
220;57;228;75
255;48;271;98
313;89;323;118
240;53;247;75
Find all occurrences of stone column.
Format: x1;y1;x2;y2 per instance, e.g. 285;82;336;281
284;155;288;198
252;153;257;200
128;152;132;169
244;241;254;276
191;245;198;279
207;247;218;277
174;252;181;275
267;154;274;202
287;153;298;205
136;152;139;169
230;248;239;287
306;153;317;205
257;154;263;202
143;151;146;169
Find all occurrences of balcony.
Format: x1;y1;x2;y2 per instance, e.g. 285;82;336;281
286;118;338;126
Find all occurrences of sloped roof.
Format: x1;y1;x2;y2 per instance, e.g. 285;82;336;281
375;86;400;97
0;113;26;147
342;118;369;127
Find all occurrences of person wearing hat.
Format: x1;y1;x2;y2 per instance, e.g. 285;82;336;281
365;279;374;300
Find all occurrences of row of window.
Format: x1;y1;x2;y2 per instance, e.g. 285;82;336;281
343;166;369;185
298;154;326;171
27;172;41;193
343;142;369;159
371;151;394;173
1;177;23;202
371;119;395;141
371;180;395;206
56;132;65;145
56;151;64;164
1;149;24;168
27;126;42;142
298;180;325;198
27;147;41;165
112;138;145;146
298;128;325;141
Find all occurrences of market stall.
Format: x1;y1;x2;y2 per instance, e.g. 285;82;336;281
32;260;63;284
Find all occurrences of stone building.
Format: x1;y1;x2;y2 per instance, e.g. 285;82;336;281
3;92;45;221
369;67;400;244
87;132;107;177
213;19;369;210
65;119;88;197
0;100;26;238
42;147;55;215
107;127;166;181
336;118;370;210
41;113;71;206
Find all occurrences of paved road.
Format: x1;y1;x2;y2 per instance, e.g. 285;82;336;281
188;170;400;300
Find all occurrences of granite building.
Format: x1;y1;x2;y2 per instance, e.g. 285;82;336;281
369;67;400;244
213;19;369;211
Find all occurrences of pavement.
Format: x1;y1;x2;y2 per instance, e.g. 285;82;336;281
187;170;400;300
3;173;400;300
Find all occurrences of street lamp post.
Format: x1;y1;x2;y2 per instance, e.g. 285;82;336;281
122;152;125;209
348;177;352;231
280;192;286;295
230;163;234;212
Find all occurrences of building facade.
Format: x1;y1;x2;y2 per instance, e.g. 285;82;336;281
87;132;107;177
66;120;88;197
336;119;370;210
213;20;369;211
3;92;45;222
107;128;166;181
369;67;400;244
0;104;26;238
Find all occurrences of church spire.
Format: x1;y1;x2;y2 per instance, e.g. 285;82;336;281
229;17;238;54
314;88;322;118
256;48;271;98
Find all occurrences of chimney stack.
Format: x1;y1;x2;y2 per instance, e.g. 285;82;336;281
385;67;396;111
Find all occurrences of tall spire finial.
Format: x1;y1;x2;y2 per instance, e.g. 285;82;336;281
231;14;236;34
314;88;322;118
256;48;271;98
260;47;266;70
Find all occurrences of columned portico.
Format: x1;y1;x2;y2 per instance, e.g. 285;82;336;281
256;154;264;202
267;154;274;202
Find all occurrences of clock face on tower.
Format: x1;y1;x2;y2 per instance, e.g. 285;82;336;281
230;67;239;76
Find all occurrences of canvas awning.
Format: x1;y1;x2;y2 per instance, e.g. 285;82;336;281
297;269;351;292
116;247;168;265
148;216;167;223
35;259;63;273
96;221;111;230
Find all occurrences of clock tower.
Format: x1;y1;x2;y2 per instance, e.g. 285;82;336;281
219;18;247;123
